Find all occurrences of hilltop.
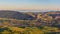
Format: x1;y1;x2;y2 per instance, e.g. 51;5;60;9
0;10;35;20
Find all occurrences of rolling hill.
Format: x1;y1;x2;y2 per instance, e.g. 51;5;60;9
0;10;60;34
0;10;35;20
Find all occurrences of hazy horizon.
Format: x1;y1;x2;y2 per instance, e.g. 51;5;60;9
0;0;60;11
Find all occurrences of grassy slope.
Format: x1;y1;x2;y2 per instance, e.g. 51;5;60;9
0;18;60;34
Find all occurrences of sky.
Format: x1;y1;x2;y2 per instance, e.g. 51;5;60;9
0;0;60;10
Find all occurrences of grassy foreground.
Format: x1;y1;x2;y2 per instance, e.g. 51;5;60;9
0;18;60;34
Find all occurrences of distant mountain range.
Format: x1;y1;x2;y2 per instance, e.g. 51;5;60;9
0;10;60;20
